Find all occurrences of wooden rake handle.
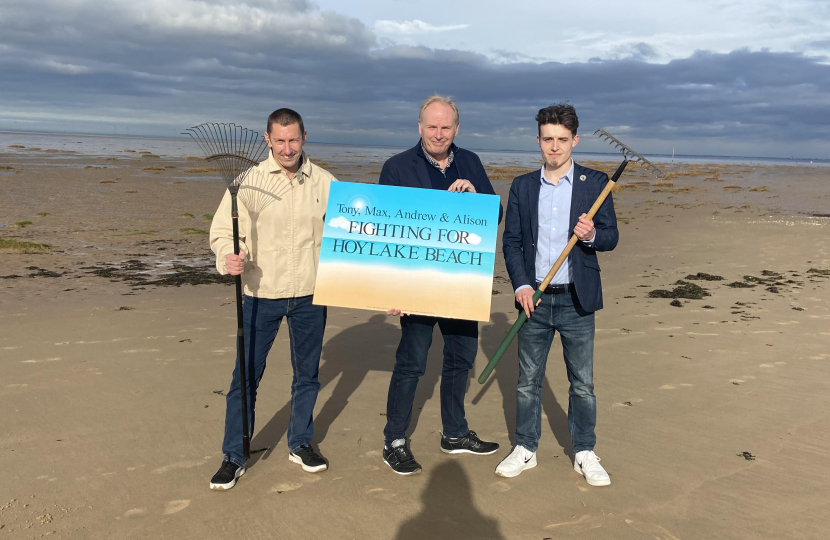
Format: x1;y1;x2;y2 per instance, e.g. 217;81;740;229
478;160;628;384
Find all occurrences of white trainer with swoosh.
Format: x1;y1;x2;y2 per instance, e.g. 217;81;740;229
574;450;611;486
495;445;537;478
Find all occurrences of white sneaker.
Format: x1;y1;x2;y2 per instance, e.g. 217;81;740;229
574;450;611;486
495;445;537;478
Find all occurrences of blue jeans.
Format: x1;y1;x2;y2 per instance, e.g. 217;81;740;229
384;315;478;446
516;290;595;453
222;295;326;467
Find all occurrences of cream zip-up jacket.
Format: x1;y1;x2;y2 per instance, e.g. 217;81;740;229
209;152;335;299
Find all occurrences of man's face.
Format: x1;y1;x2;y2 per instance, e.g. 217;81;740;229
265;122;306;172
418;103;459;157
537;123;579;170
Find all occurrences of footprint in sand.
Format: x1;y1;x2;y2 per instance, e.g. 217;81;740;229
489;481;512;493
270;482;303;493
152;459;208;474
625;519;681;540
269;476;321;493
366;487;397;500
544;513;600;533
163;500;190;515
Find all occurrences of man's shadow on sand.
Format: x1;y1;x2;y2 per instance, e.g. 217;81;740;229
472;311;572;457
395;460;505;540
248;314;443;467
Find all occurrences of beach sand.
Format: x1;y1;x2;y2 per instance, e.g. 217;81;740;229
1;144;829;539
314;263;494;321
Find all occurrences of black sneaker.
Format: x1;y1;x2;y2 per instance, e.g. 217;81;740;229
383;441;422;475
440;430;500;455
289;444;328;472
209;458;245;490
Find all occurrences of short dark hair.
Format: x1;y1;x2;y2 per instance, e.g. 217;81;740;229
536;103;579;137
267;108;304;135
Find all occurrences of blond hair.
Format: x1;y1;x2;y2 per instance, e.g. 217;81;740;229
418;95;459;125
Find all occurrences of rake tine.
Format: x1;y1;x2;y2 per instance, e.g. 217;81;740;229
593;129;664;177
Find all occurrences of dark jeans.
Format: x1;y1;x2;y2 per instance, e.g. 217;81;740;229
516;290;596;453
222;295;326;467
384;315;478;446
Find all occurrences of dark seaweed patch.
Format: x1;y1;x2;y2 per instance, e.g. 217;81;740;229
648;280;710;300
148;264;232;287
684;272;724;281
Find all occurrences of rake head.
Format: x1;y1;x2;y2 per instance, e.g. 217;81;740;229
593;129;664;177
183;123;270;186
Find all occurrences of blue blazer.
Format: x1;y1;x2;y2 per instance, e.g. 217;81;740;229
379;141;503;223
502;163;618;313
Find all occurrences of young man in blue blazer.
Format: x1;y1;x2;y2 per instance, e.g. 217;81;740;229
379;95;503;475
497;103;618;486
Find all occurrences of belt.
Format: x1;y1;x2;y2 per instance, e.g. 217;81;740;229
536;282;574;295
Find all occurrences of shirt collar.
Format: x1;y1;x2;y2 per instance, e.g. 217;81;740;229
268;150;311;178
419;140;455;171
540;159;574;186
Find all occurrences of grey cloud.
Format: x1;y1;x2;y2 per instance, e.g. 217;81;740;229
0;2;829;158
612;42;660;61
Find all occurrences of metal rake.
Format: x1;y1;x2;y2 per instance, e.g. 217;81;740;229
182;122;269;460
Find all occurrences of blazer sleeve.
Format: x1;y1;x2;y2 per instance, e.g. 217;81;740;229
502;180;532;291
467;153;504;224
591;172;619;252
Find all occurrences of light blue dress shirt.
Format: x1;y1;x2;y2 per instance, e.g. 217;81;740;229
515;160;594;294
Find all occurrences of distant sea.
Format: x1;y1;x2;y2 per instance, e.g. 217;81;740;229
2;131;828;169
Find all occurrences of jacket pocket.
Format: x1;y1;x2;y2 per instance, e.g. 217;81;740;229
582;257;601;271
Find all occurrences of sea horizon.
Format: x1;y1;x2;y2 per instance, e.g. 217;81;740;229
2;129;828;167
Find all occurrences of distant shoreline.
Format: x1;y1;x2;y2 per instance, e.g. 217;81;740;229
2;129;828;166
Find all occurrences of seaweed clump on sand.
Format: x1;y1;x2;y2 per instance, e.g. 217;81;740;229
684;272;724;281
26;266;65;278
148;264;232;287
648;280;710;300
807;268;830;277
84;260;151;284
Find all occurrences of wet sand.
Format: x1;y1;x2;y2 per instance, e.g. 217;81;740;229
1;145;829;539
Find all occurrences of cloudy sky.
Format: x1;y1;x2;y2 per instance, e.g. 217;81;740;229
1;0;828;157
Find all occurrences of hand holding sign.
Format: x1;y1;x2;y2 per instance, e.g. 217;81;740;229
448;179;476;193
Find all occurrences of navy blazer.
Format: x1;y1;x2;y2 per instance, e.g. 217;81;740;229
502;163;618;313
378;141;503;224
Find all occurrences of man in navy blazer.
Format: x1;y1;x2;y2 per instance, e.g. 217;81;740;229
379;95;503;476
496;103;618;486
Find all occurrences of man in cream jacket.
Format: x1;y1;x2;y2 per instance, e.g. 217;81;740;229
208;108;335;490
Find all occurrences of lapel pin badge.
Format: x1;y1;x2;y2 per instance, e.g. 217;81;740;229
579;174;586;181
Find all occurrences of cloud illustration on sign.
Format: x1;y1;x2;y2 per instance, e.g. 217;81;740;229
466;233;482;245
328;216;352;231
